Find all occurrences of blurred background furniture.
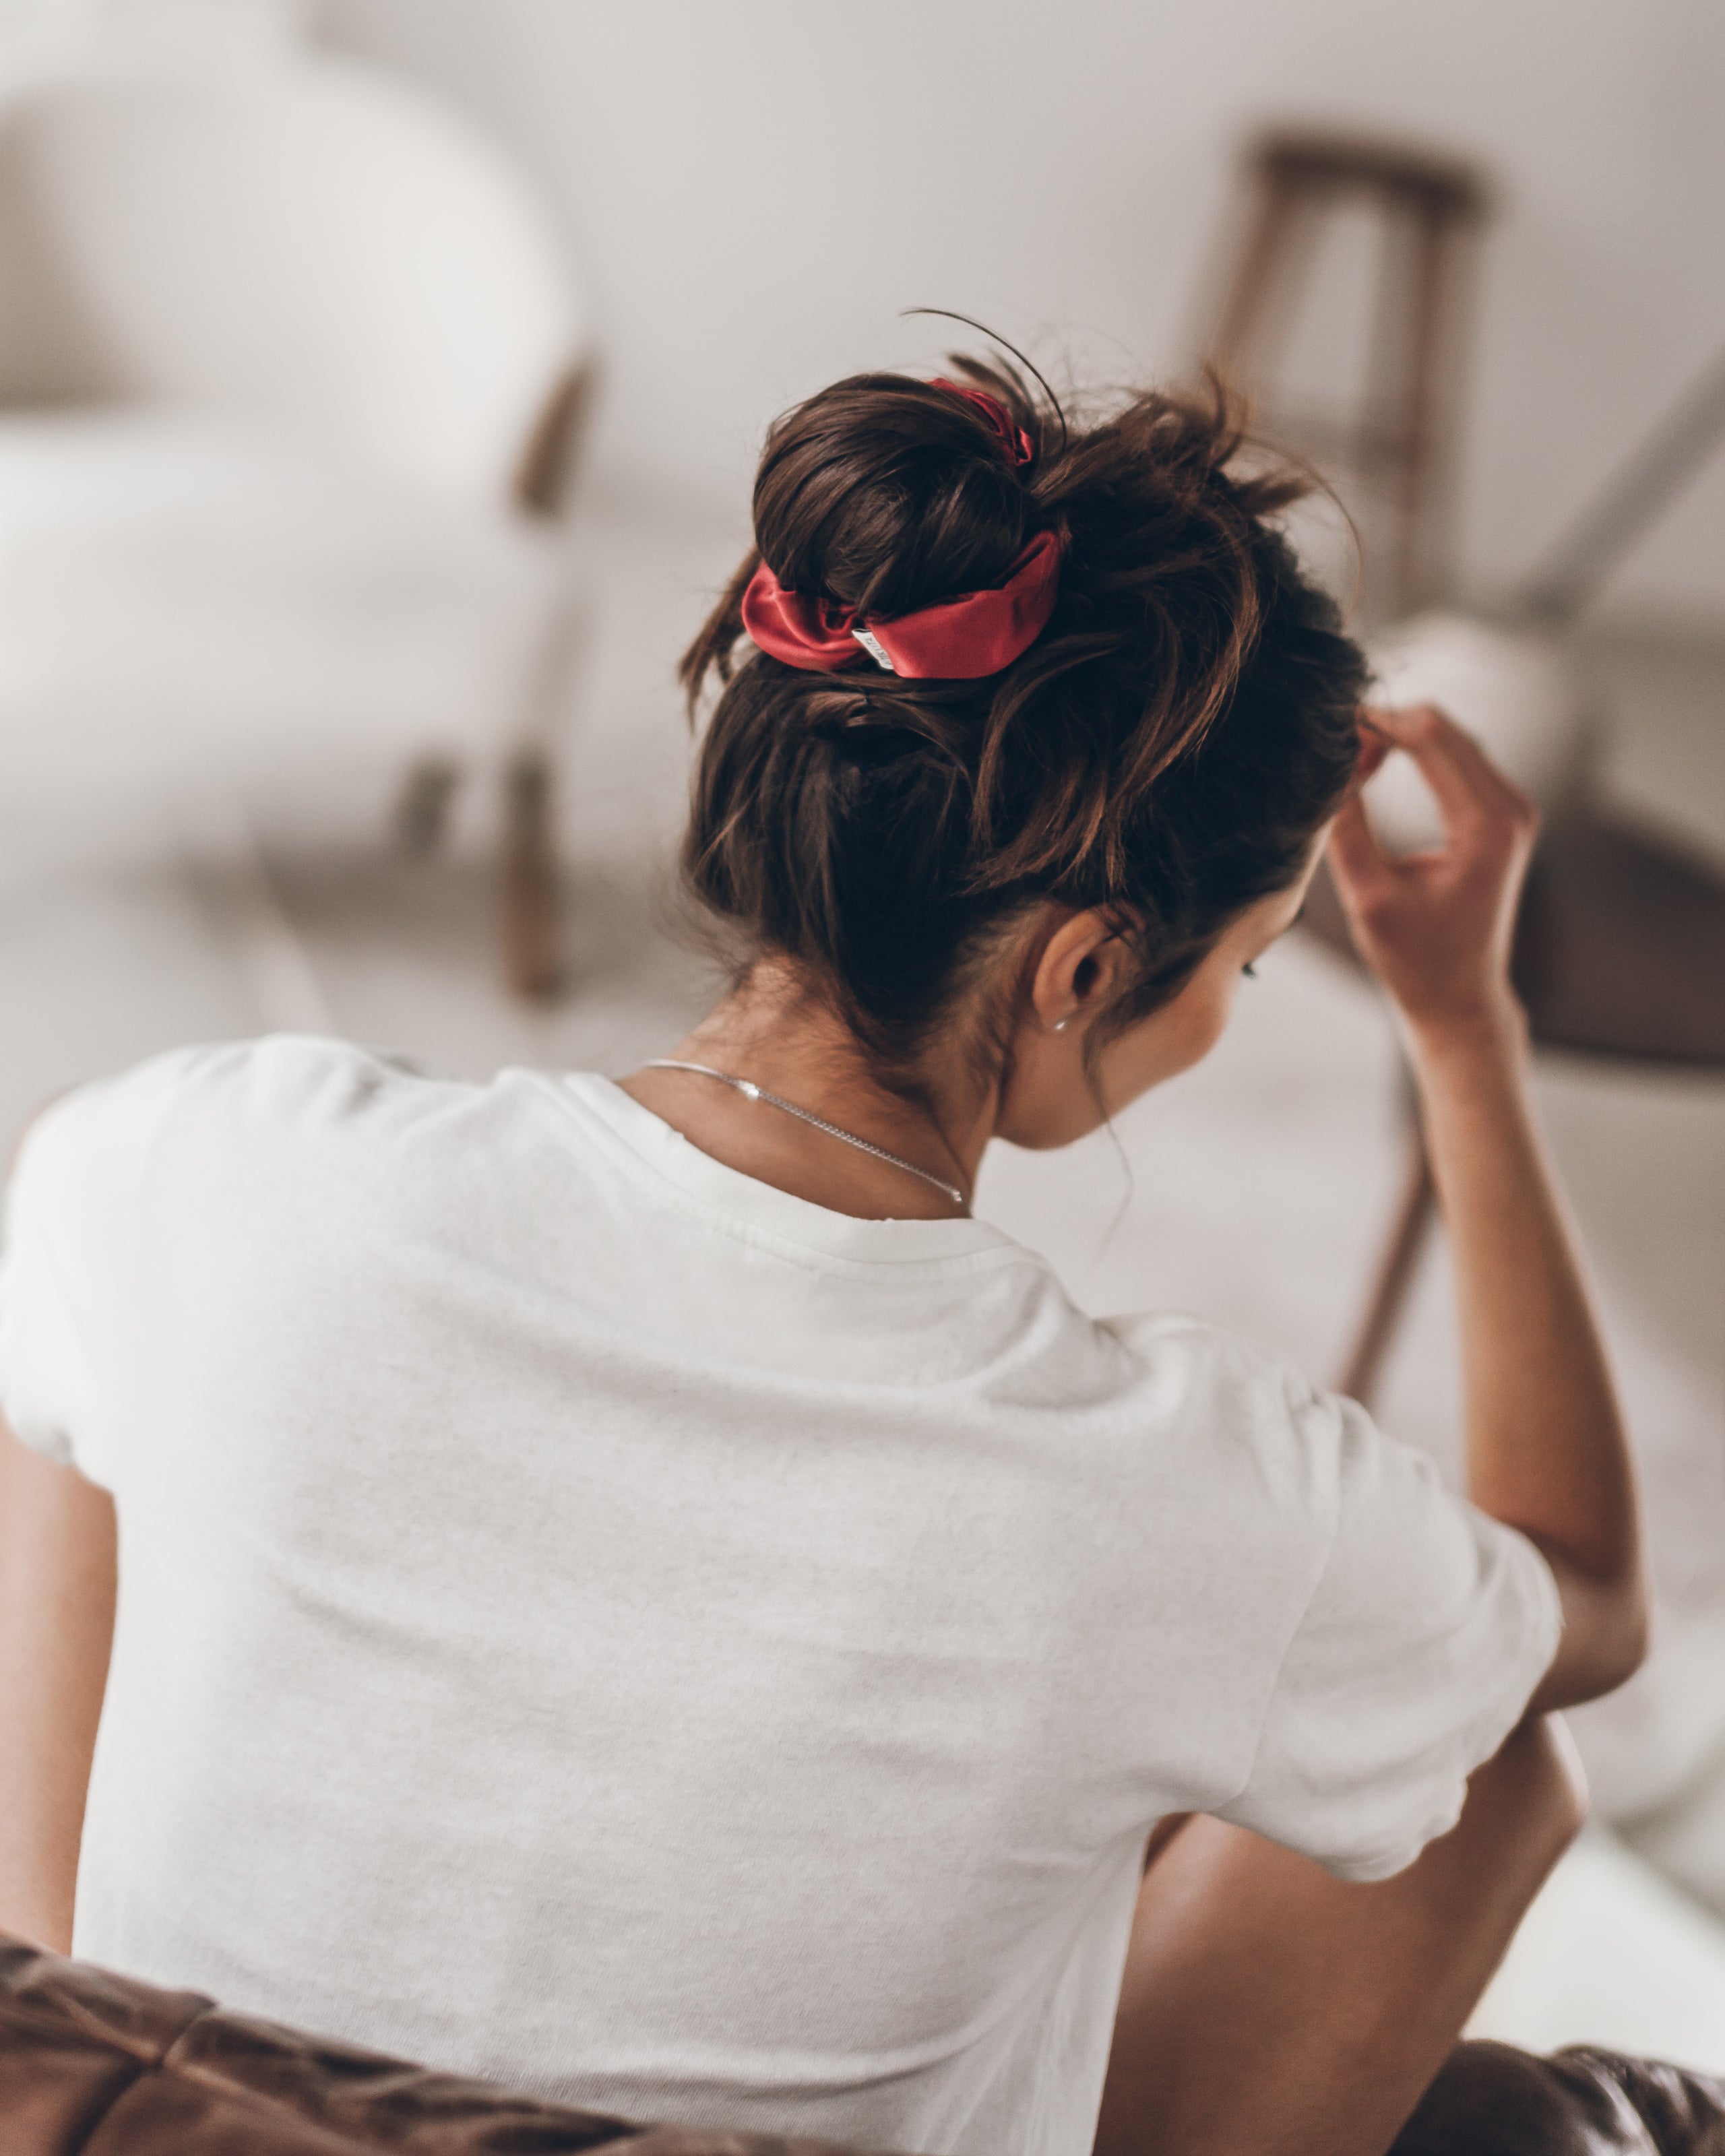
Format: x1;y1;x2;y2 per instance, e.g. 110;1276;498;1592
5;1924;1725;2153
1197;127;1725;1403
0;1926;854;2156
0;39;592;1000
1198;124;1493;625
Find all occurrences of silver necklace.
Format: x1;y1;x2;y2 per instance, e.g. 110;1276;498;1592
641;1060;968;1210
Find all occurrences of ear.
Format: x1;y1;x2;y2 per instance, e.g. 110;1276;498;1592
1028;909;1129;1032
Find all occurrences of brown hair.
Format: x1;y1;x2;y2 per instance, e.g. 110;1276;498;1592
680;360;1365;1070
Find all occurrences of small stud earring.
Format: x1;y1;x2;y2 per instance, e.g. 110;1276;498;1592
1053;1018;1071;1034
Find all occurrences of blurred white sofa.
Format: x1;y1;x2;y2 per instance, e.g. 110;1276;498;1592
0;42;591;993
1470;1822;1725;2074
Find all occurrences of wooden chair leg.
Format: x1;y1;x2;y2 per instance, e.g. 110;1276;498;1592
500;745;561;1001
1336;1118;1437;1407
1205;185;1303;380
394;756;462;858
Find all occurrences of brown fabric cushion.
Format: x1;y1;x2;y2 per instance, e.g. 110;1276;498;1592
8;1930;1725;2155
1389;2038;1725;2155
0;1934;892;2156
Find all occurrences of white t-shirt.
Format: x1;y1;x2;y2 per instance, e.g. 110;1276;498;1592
0;1037;1561;2156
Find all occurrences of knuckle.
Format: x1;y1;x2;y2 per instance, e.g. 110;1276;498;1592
1484;835;1521;877
1487;793;1535;840
1356;889;1404;932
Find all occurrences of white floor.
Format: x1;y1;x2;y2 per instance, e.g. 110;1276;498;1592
3;497;1724;2070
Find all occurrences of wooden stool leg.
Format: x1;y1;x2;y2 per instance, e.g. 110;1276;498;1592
1337;1119;1437;1407
500;745;561;1001
1208;187;1298;378
1385;208;1469;616
394;756;462;858
1204;185;1327;388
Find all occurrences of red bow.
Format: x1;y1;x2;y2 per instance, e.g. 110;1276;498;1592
741;528;1063;680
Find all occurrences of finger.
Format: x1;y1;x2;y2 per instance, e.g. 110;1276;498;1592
1369;703;1517;806
1352;729;1393;788
1405;711;1538;841
1370;704;1518;835
1326;791;1393;901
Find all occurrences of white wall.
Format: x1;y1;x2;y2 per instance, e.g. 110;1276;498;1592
322;0;1725;627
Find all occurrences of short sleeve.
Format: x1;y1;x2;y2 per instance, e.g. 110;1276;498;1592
1212;1389;1563;1882
0;1046;219;1486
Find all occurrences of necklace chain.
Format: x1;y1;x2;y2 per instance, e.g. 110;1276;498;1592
641;1060;968;1210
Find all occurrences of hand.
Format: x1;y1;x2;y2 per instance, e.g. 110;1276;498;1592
1326;704;1540;1042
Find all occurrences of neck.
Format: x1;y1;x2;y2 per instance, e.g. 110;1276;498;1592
639;964;997;1216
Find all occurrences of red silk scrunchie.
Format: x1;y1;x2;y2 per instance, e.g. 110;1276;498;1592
931;377;1039;466
928;377;1036;466
741;528;1064;680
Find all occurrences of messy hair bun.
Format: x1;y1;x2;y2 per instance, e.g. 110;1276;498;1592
679;358;1366;1067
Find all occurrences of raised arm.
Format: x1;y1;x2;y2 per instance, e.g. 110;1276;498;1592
1327;704;1646;1714
0;1413;116;1949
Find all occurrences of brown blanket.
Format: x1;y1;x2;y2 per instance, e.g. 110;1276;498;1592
3;1930;1724;2154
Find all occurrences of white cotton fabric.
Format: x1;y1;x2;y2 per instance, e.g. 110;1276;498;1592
0;1037;1562;2156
